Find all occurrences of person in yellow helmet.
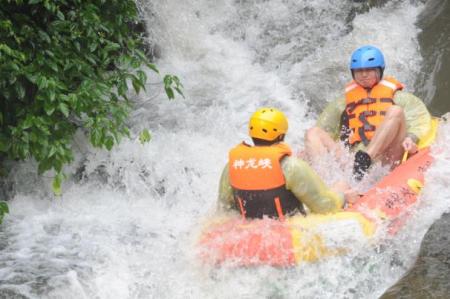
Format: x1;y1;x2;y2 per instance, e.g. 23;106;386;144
304;45;432;180
217;107;356;219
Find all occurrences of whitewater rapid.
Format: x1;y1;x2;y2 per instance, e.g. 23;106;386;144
1;1;450;298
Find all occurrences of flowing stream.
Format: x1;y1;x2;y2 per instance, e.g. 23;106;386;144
1;1;450;298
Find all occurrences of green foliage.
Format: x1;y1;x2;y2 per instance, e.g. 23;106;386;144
139;128;151;144
0;0;183;193
163;74;184;100
0;201;8;224
51;172;65;196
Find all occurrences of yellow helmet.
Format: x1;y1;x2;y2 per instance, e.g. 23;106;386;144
249;107;288;141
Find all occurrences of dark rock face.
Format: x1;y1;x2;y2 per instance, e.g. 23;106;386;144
380;213;450;299
415;0;450;116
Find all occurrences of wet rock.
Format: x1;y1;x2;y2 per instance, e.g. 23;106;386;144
415;0;450;115
381;213;450;299
0;288;29;299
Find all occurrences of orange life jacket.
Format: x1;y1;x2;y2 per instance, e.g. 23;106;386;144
228;142;304;220
344;76;404;145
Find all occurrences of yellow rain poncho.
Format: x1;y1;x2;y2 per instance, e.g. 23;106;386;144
217;157;345;214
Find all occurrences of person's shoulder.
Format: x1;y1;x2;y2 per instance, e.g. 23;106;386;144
230;141;249;150
329;96;346;112
336;96;346;107
394;90;413;96
274;142;292;153
323;96;346;111
281;155;310;170
394;90;423;102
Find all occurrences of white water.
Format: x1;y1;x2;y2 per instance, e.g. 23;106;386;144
1;1;450;298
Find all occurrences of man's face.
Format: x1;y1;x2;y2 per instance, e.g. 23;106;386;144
353;68;380;88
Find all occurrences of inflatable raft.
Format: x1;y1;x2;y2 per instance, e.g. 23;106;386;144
198;119;439;267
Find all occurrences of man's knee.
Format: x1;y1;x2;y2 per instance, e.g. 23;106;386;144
305;126;325;141
385;105;405;120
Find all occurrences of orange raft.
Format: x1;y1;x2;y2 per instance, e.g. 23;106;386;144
198;120;438;267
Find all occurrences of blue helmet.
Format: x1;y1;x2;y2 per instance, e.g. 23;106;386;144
349;45;385;70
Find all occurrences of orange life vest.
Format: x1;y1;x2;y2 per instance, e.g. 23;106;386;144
228;142;304;220
344;76;404;145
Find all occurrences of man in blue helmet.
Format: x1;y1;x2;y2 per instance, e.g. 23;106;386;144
304;45;432;180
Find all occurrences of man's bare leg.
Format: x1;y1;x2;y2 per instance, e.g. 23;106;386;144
304;127;344;161
365;105;407;164
354;105;407;179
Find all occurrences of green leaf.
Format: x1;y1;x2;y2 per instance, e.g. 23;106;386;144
130;58;140;69
36;76;48;89
44;101;56;115
90;128;101;146
163;75;184;99
38;160;52;174
165;87;174;100
52;173;63;196
15;83;26;99
118;79;128;96
0;44;12;56
38;30;51;43
137;70;147;86
59;103;69;117
139;129;151;144
49;90;56;102
0;202;9;214
22;117;33;129
0;201;9;224
132;77;141;94
163;75;172;87
9;76;17;85
105;136;114;150
89;42;97;52
48;60;58;72
48;146;57;158
85;55;96;65
45;50;55;58
56;10;65;20
8;62;20;72
174;87;185;98
74;41;81;52
105;42;120;52
147;63;159;73
25;73;37;84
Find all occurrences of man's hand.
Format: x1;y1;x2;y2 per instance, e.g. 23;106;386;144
343;189;360;206
331;180;359;206
402;136;418;154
